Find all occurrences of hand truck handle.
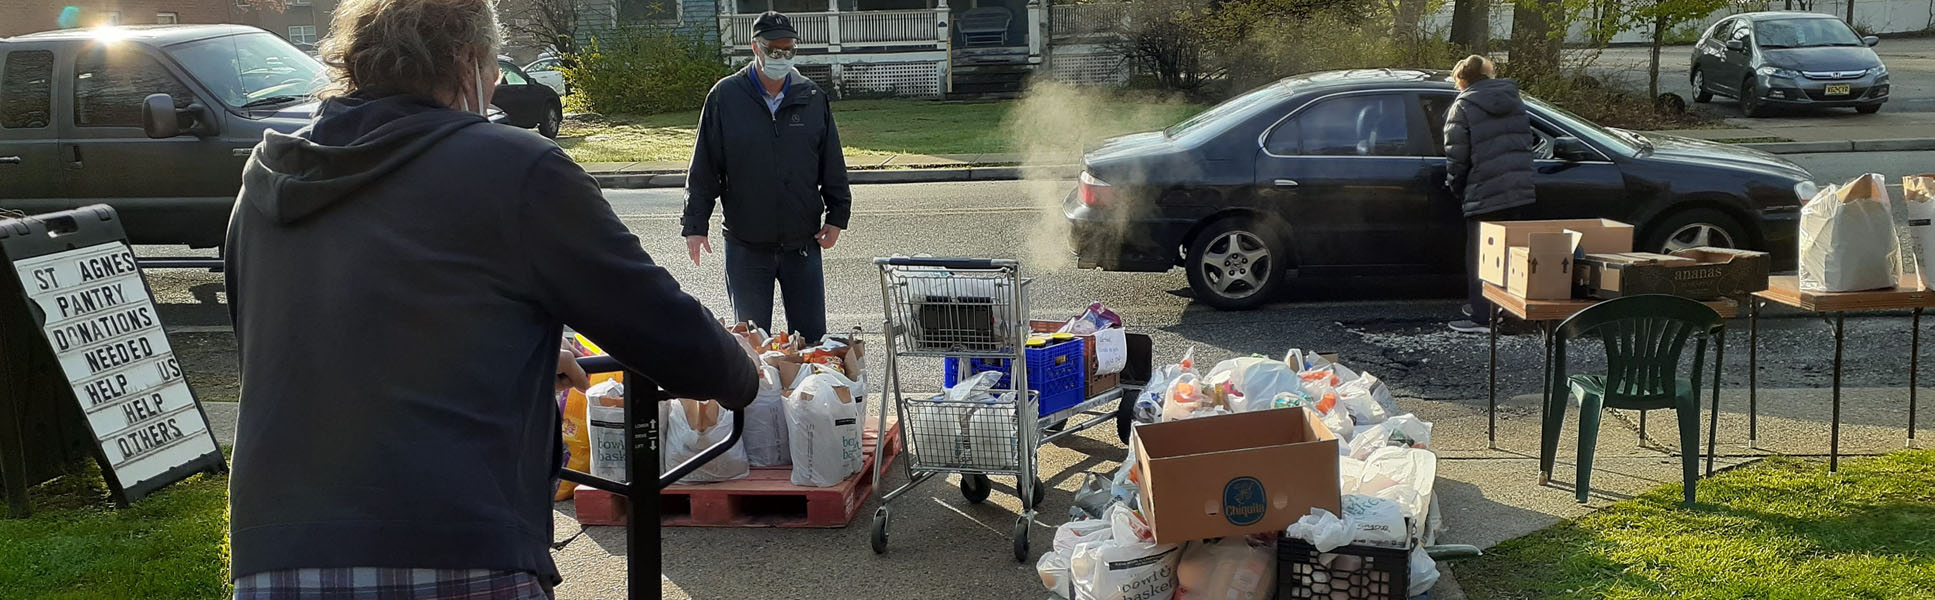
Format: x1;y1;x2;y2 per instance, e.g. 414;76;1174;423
570;355;745;492
873;256;1017;269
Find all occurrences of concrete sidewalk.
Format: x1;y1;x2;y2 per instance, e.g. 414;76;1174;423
197;383;1928;599
588;120;1935;189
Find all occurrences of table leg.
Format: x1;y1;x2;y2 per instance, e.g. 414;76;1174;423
1489;305;1500;451
1707;330;1725;477
1912;307;1922;446
1832;312;1845;474
1749;298;1760;448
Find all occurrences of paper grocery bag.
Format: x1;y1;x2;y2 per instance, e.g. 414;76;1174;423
1800;173;1901;292
1904;175;1935;290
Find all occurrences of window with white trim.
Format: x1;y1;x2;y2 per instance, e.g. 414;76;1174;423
288;25;317;45
157;12;178;24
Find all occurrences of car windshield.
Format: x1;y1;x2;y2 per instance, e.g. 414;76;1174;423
167;32;325;109
1164;81;1286;141
1523;96;1641;156
1754;18;1863;48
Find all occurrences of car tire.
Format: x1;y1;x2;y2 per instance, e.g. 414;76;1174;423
1740;79;1770;118
1185;217;1286;311
1691;69;1713;103
538;104;562;139
1858;104;1882;114
1645;208;1749;255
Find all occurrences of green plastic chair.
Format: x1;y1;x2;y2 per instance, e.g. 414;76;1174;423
1539;294;1725;506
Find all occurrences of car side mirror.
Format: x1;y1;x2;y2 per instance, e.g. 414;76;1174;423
1864;35;1880;47
141;93;217;139
1554;136;1593;162
1726;39;1745;52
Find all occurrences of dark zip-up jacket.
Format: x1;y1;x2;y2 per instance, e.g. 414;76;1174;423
1444;78;1537;217
682;67;852;250
224;94;757;582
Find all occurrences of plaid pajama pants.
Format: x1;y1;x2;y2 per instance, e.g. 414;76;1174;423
233;568;552;600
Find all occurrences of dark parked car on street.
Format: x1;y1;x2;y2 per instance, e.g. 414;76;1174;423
1691;11;1889;116
1066;69;1814;310
0;26;562;249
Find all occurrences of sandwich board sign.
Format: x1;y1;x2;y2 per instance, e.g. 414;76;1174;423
0;205;225;515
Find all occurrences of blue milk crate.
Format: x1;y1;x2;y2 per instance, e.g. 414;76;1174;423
943;338;1087;417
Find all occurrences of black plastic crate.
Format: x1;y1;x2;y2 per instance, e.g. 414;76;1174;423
1277;538;1409;600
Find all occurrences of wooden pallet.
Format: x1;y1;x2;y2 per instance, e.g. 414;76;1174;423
660;422;902;528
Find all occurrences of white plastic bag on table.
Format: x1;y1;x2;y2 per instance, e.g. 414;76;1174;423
1341;494;1408;549
1283;507;1351;552
743;365;791;467
662;400;750;483
1176;535;1276;600
1069;505;1182;600
784;370;864;487
1904;175;1935;289
1346;413;1433;460
1800;173;1901;292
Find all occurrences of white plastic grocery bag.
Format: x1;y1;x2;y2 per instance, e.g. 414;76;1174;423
1903;175;1935;290
586;380;628;481
743;365;791;467
785;370;864;487
662;399;750;484
1206;357;1305;413
1175;536;1276;600
1283;507;1352;552
1346;413;1433;460
1069;505;1182;600
1800;173;1901;292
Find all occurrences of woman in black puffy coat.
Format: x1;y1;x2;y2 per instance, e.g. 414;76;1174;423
1444;54;1536;333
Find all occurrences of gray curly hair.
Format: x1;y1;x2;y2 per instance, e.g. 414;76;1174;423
317;0;503;100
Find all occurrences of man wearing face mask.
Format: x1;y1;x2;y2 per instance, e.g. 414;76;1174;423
224;0;757;597
684;11;852;344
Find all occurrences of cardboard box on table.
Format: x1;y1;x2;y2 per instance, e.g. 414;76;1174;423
1575;247;1771;300
1506;230;1582;300
1479;219;1635;286
1131;408;1342;544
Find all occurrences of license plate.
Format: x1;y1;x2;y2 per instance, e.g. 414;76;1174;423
1826;84;1852;96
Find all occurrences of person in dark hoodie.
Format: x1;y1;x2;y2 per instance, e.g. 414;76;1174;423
223;0;758;597
1443;54;1537;334
682;11;852;344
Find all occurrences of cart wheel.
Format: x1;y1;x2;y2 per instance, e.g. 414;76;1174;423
1031;478;1047;509
1013;515;1032;563
1116;402;1134;444
870;507;890;554
960;474;992;504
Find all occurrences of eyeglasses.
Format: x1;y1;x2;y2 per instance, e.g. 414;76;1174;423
756;42;795;61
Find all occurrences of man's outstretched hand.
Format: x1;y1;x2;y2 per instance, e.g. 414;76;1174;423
816;225;842;250
685;235;712;266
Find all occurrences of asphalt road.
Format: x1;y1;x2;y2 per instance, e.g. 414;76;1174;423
1589;37;1935;116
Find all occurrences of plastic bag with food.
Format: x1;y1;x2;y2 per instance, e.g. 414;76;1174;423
1069;505;1182;600
785;369;864;487
585;379;628;481
1176;535;1276;600
1347;413;1433;460
662;399;750;484
1135;347;1197;423
743;365;791;467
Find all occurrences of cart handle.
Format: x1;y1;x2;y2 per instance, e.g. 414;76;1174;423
873;256;1017;269
570;355;745;492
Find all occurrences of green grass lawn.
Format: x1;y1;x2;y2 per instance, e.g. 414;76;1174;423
558;97;1205;165
0;460;230;599
1458;451;1935;599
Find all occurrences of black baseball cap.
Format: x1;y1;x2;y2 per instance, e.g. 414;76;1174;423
753;11;798;41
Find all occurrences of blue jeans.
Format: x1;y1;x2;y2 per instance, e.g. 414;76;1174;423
724;239;827;343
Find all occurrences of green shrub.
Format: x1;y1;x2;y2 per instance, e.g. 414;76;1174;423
564;25;732;115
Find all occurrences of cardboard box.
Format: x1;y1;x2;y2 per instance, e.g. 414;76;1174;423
1505;231;1582;300
1132;408;1341;544
1478;219;1635;286
1576;247;1771;300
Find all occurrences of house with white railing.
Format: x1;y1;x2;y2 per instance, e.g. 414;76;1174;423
582;0;1133;100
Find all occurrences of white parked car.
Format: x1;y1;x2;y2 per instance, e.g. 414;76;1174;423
523;56;568;96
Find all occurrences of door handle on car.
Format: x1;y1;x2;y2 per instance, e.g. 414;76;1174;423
1274;179;1299;188
0;156;20;165
232;148;253;158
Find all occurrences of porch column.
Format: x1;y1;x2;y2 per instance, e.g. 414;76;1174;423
719;0;737;55
1027;0;1042;62
827;0;843;53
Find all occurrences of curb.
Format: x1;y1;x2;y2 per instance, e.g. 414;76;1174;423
588;138;1935;188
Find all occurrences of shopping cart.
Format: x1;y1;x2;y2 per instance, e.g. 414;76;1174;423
561;355;743;600
866;257;1135;562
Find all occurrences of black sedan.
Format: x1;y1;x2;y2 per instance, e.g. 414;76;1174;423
1066;69;1813;310
1691;11;1888;116
493;57;563;138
